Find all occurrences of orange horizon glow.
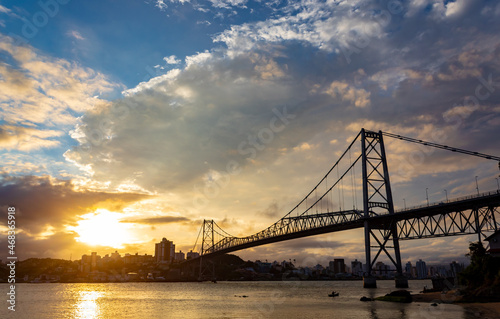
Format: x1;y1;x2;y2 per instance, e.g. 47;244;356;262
69;209;137;248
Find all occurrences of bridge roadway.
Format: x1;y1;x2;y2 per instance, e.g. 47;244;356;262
185;191;500;262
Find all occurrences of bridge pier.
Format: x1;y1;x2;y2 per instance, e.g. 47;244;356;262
361;130;407;289
395;276;409;289
363;276;377;288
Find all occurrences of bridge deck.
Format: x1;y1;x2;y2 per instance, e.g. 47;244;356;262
186;191;500;261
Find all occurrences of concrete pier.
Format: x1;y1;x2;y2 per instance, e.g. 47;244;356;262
363;276;377;288
395;276;409;288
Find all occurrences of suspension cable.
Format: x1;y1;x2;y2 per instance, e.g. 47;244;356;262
300;153;362;216
282;130;362;219
315;188;318;214
381;131;500;161
192;222;203;252
352;148;358;209
208;129;500;246
337;165;341;211
213;221;235;238
217;132;364;241
341;165;345;211
349;147;355;209
326;175;329;212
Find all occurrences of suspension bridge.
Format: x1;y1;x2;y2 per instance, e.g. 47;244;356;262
188;129;500;288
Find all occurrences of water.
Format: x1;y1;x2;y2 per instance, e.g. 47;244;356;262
1;280;470;318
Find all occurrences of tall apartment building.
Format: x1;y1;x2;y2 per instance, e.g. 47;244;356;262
329;259;346;274
416;259;427;279
351;259;363;276
155;238;175;263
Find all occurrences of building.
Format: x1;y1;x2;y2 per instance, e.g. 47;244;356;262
411;266;417;278
124;253;154;264
174;251;185;261
486;230;500;257
155;238;175;263
91;252;100;269
255;261;272;273
313;264;324;272
80;252;101;273
405;261;412;278
110;251;121;260
351;259;363;277
329;259;346;274
186;250;200;260
416;259;427;279
449;261;464;278
80;254;91;273
436;266;448;278
374;261;390;277
429;266;436;277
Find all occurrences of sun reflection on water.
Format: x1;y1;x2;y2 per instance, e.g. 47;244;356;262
74;290;102;319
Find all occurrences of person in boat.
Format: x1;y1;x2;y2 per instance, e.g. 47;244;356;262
329;291;339;297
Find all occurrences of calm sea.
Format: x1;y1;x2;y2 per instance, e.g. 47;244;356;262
1;280;474;318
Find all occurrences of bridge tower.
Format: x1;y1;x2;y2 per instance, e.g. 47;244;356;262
361;129;408;288
199;220;216;282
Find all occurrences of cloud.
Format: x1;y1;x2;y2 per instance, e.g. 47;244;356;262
325;81;371;108
0;4;11;14
444;0;472;18
121;215;190;224
66;49;314;191
197;20;212;26
67;30;85;40
209;0;248;9
235;232;350;266
272;237;345;251
259;201;281;218
184;50;212;67
0;175;149;236
156;0;168;11
0;33;121;127
0;125;63;151
65;1;500;203
163;55;181;64
213;0;385;55
0;231;87;260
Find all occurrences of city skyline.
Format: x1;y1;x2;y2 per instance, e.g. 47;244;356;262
16;235;470;271
6;246;467;282
1;1;500;267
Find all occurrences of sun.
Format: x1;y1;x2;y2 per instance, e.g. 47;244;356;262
69;209;134;248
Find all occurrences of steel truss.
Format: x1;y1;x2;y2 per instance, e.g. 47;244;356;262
199;220;216;281
195;196;500;260
190;129;500;287
361;129;403;280
210;210;363;252
398;206;499;241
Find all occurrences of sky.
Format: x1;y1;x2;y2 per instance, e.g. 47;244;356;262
1;0;500;267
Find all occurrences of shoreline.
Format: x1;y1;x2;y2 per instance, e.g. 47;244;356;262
412;291;500;318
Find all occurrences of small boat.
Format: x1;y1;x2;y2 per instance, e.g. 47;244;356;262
328;291;339;297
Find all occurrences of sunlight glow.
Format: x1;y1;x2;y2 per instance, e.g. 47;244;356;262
75;290;102;319
69;209;134;248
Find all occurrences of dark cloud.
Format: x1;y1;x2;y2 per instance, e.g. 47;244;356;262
66;2;500;197
0;231;83;260
234;234;346;266
121;215;190;224
259;201;281;218
0;175;149;235
272;237;344;250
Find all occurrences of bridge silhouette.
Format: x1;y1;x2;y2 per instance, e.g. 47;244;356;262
189;129;500;287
